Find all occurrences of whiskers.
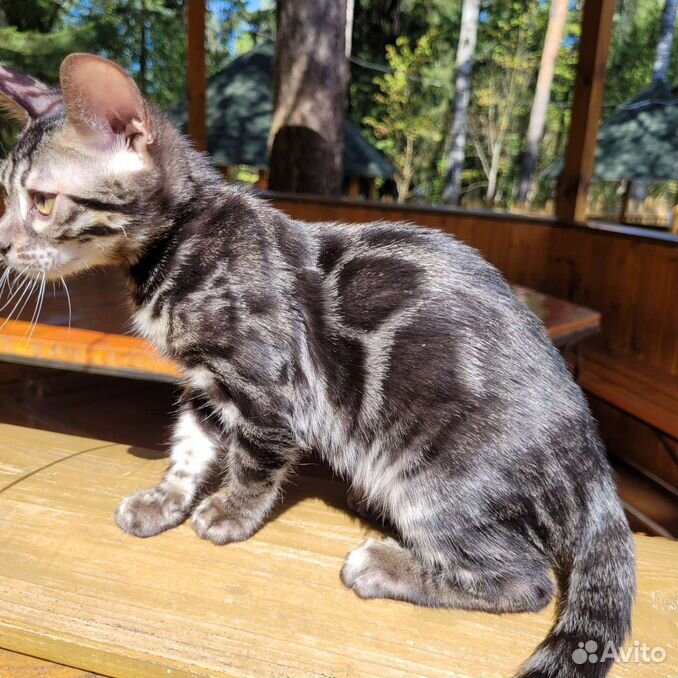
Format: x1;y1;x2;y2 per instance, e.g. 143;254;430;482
59;275;72;334
25;272;47;344
0;272;39;333
0;267;73;345
0;267;12;297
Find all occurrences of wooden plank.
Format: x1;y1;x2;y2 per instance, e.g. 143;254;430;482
513;284;601;346
0;423;676;678
555;0;617;223
0;424;112;492
0;647;105;678
579;348;678;438
581;370;678;437
0;319;178;381
187;0;207;152
591;393;678;495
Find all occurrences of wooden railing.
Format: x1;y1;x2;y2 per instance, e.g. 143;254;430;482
267;193;678;377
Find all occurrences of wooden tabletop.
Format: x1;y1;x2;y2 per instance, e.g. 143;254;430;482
512;284;601;347
0;268;600;381
0;423;675;678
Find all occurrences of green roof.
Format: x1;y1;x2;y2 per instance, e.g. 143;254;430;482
169;42;394;179
545;80;678;181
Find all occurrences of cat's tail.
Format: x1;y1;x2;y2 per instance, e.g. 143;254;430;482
516;483;636;678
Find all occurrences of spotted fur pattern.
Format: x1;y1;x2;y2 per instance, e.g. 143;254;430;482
0;56;635;678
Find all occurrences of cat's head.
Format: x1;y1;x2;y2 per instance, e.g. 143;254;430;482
0;54;160;280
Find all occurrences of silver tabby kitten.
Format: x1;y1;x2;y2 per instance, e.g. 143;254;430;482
0;55;634;678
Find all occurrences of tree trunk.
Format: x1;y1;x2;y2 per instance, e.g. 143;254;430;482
516;0;568;205
269;0;349;196
653;0;678;82
485;135;503;205
139;0;147;95
442;0;481;205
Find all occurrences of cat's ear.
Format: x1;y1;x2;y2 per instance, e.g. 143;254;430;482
60;53;153;152
0;64;62;124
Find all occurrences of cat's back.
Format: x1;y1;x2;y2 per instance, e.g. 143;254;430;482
307;219;533;344
302;218;576;410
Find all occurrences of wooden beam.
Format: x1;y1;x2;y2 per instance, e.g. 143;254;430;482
187;0;207;152
555;0;616;223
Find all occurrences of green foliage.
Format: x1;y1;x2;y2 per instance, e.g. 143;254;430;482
0;0;68;33
606;0;678;108
357;0;676;217
0;0;674;217
363;31;450;201
0;1;188;105
0;0;273;155
207;0;275;74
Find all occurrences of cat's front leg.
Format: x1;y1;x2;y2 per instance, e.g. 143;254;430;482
115;392;222;537
192;423;298;545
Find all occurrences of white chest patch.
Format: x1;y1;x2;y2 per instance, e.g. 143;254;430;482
185;366;214;392
132;300;169;352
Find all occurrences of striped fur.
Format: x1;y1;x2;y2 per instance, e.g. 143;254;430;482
0;56;635;678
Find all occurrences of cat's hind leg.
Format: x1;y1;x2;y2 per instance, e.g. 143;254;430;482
115;392;221;537
341;535;554;613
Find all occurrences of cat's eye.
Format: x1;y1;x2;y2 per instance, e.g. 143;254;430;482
33;192;56;216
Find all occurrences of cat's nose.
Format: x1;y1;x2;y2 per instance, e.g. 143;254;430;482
0;244;10;257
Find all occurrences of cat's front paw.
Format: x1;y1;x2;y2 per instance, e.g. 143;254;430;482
191;495;257;545
115;487;187;537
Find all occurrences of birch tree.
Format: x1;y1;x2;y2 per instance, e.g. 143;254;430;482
516;0;568;205
467;14;536;206
442;0;480;205
652;0;678;81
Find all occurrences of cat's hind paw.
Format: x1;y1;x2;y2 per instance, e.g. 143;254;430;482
341;537;422;602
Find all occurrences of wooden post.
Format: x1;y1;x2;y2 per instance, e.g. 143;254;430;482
187;0;207;152
255;169;269;190
555;0;616;223
367;178;377;201
347;177;360;198
619;180;630;224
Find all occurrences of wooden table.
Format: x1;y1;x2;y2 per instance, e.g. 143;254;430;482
0;423;675;678
0;268;600;381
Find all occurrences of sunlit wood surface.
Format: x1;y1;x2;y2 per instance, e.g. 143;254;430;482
0;268;599;381
0;647;105;677
0;423;675;678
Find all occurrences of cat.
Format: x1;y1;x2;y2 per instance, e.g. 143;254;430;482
0;54;635;678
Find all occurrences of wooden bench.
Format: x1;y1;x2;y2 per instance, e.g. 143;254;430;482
579;346;678;440
578;345;677;538
0;423;676;678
